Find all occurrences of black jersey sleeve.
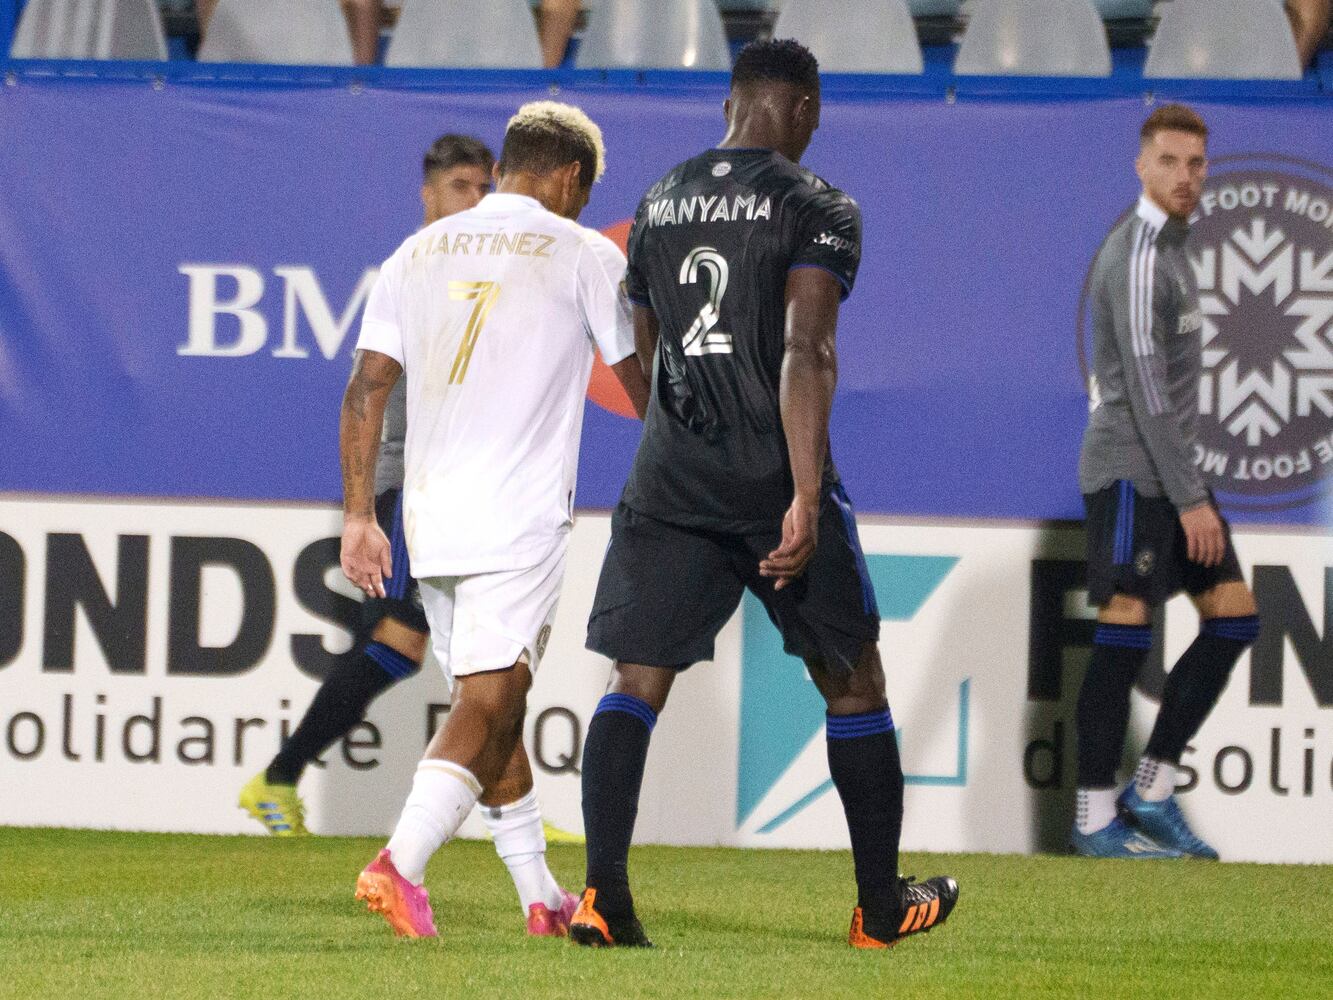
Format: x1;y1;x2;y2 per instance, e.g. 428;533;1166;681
624;194;653;308
790;188;862;301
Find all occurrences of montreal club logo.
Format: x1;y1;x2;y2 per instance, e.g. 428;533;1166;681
1081;155;1333;510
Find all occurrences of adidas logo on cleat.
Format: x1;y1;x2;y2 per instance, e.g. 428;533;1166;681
849;876;959;949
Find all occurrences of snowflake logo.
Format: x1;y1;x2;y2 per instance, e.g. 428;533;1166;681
1185;166;1333;507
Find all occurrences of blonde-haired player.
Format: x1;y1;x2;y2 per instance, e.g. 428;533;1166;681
341;101;648;938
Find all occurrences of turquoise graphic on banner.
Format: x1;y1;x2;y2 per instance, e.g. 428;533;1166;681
736;554;961;829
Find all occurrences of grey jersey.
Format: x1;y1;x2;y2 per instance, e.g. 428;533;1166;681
1079;196;1209;511
374;378;406;496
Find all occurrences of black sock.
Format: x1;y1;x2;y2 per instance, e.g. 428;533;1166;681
1075;624;1152;787
826;708;903;919
582;693;657;917
266;641;418;785
1145;615;1260;763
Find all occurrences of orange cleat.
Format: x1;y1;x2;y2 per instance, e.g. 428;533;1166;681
355;849;438;938
849;876;959;949
568;888;653;948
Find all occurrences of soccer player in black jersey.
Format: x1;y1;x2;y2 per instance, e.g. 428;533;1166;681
569;40;959;950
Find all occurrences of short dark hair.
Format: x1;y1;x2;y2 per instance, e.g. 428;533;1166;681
1140;104;1208;146
731;38;820;93
422;134;494;181
498;102;604;190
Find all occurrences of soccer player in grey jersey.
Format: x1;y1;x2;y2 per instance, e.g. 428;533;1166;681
1072;105;1261;860
239;134;581;936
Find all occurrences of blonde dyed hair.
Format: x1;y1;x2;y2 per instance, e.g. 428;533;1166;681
503;100;606;184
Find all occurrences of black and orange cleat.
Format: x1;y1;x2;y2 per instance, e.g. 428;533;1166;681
849;876;959;949
568;888;654;948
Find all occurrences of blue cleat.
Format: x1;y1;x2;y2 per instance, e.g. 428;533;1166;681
1070;816;1183;859
1117;787;1219;860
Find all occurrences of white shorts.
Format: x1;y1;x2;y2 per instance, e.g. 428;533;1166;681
417;541;566;679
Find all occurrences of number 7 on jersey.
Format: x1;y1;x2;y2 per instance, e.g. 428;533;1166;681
447;280;500;385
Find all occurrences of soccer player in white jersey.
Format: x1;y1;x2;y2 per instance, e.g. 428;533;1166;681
339;102;649;938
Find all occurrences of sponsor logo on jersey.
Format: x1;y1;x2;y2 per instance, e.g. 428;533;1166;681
711;161;732;178
813;231;857;255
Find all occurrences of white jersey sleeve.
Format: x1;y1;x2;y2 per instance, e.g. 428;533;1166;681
355;252;405;367
575;231;635;366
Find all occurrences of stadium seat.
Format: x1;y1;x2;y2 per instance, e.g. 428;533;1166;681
772;0;923;74
1145;0;1303;80
576;0;731;69
197;0;356;66
1093;0;1151;18
908;1;962;14
385;0;542;68
10;0;168;60
954;0;1111;76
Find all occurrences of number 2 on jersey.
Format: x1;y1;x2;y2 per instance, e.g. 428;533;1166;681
679;246;733;356
447;280;500;384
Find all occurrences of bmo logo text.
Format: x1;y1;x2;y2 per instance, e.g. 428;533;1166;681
177;264;378;360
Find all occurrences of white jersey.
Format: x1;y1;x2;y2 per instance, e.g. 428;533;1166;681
356;192;635;576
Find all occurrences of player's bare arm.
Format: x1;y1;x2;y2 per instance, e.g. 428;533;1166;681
760;266;841;589
614;303;658;420
340;348;402;598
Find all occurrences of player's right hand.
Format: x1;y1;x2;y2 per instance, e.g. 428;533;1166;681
760;493;819;591
1179;503;1225;568
341;516;393;598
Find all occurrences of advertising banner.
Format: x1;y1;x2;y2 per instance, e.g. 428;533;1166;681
1;82;1331;523
2;498;1327;863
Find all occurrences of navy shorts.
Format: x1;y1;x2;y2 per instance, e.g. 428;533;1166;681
1083;481;1243;608
586;484;880;673
362;487;428;634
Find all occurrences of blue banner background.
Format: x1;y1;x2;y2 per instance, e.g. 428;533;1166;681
1;79;1330;523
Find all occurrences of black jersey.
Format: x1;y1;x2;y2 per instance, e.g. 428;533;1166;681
620;147;862;533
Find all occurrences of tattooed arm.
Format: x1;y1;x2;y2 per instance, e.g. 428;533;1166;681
339;348;402;597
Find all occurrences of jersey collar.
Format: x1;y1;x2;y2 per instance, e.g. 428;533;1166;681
477;192;543;212
1136;193;1190;244
1135;193;1170;231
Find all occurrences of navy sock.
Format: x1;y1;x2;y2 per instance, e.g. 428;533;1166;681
1075;623;1152;788
582;693;657;917
826;708;903;919
1145;615;1260;764
266;641;417;786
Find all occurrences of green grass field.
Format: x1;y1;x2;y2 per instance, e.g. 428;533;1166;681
0;828;1328;1000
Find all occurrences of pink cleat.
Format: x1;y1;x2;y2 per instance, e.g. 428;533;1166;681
355;849;438;938
526;888;580;937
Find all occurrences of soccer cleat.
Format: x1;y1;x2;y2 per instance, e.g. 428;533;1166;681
237;772;308;836
851;876;960;948
542;821;586;846
568;888;653;948
355;849;438;938
1070;816;1183;859
1117;787;1219;860
526;889;580;937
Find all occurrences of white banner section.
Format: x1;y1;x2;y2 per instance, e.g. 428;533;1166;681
0;497;1329;863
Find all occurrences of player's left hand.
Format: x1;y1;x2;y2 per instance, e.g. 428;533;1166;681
341;516;392;598
761;494;818;591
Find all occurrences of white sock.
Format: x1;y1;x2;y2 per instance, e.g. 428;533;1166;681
1134;756;1176;802
1076;787;1118;834
481;789;563;914
385;760;481;885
